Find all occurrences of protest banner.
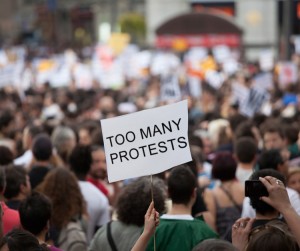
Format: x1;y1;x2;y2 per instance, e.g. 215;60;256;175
101;100;192;182
278;62;298;89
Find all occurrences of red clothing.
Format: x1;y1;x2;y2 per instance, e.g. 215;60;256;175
2;202;20;234
87;177;109;197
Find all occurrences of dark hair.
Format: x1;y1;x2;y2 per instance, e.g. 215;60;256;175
168;165;197;205
90;145;104;153
116;177;166;226
0;167;6;193
249;169;285;215
0;146;14;165
283;123;299;145
228;114;248;132
32;134;52;161
235;121;256;140
0;228;49;251
36;168;85;229
212;152;237;181
69;145;92;178
192;239;238;251
257;149;283;171
0;110;14;132
246;220;297;251
27;124;45;139
234;137;257;163
4;165;27;200
261;123;285;139
19;192;52;235
186;146;205;178
189;134;204;149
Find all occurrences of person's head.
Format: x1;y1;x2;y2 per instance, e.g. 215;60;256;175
0;110;14;137
51;126;76;164
18;192;52;236
234;137;257;164
248;169;285;216
228;114;248;133
287;167;300;194
207;119;230;150
0;228;48;251
246;220;297;251
212;152;237;182
89;145;107;180
32;134;52;162
37;168;85;229
4;165;31;201
69;145;92;180
187;146;205;175
22;124;44;151
235;121;258;142
192;239;238;251
262;125;286;150
257;149;289;177
0;146;13;166
116;177;166;226
77;121;99;146
167;165;197;206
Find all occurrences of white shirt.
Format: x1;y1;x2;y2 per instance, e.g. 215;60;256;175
78;181;110;243
161;214;194;221
14;150;32;168
241;187;300;218
236;166;253;185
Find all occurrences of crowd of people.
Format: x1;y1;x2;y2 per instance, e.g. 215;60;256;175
0;42;300;251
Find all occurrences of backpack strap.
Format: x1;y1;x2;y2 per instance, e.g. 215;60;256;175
107;221;118;251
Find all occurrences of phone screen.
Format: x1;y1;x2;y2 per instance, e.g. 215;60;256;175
245;180;269;197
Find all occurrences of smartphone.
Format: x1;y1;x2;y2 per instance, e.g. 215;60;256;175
245;180;269;197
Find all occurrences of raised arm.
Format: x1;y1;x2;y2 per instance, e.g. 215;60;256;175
131;201;159;251
260;176;300;247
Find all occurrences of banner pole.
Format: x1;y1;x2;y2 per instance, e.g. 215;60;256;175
150;174;156;251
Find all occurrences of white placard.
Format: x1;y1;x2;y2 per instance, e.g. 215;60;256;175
101;100;192;182
212;45;231;63
160;74;181;102
259;50;274;72
278;62;298;88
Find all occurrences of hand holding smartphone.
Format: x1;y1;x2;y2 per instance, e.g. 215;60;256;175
245;180;269;197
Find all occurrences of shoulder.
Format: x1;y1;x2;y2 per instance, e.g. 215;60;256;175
58;221;87;251
79;182;108;203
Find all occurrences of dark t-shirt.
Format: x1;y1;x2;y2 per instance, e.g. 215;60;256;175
29;165;51;190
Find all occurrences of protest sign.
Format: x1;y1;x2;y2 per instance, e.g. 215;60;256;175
160;74;181;102
101;100;192;182
259;50;274;72
278;62;297;89
212;45;231;63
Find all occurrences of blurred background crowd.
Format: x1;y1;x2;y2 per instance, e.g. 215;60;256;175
0;0;300;250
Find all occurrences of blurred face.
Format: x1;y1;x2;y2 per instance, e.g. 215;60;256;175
263;132;285;150
79;129;92;146
288;172;300;194
89;149;107;179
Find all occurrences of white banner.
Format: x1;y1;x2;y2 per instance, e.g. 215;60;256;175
101;100;191;182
